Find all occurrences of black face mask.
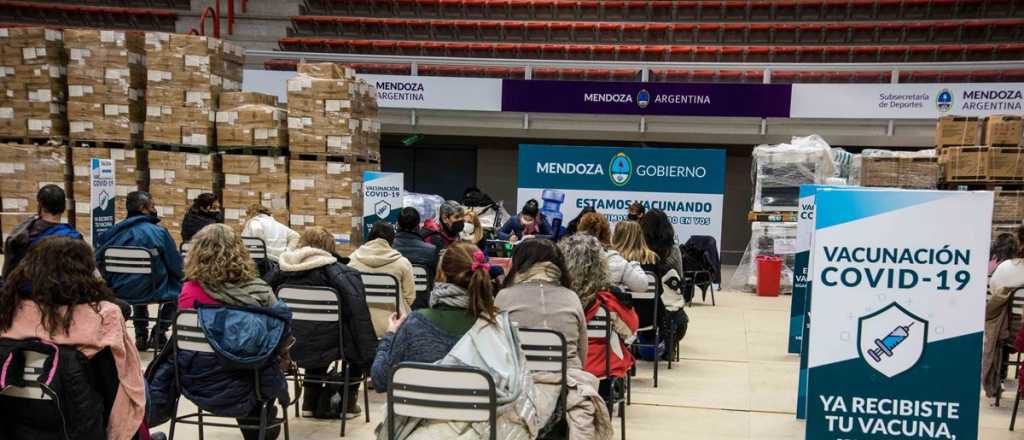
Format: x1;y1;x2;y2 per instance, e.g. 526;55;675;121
447;220;465;235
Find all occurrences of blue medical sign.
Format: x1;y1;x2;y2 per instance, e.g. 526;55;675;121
517;144;725;194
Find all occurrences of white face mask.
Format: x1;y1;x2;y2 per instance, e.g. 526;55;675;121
460;223;476;240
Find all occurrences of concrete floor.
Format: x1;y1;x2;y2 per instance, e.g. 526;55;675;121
151;282;1024;439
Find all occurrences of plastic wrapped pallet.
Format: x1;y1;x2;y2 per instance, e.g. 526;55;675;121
0;27;67;140
855;149;939;189
146;150;214;242
65;29;145;145
751;135;835;212
216;103;287;148
728;221;797;294
287;63;381;157
221;155;288;233
289;158;358;253
0;144;67;242
143;32;244;147
69;147;139;242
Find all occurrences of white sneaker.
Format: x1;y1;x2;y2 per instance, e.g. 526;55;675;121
345;404;362;420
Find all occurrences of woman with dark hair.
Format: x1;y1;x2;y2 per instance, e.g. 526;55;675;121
496;238;585;367
181;192;222;242
639;209;689;356
990;233;1019;276
498;199;553;242
564;206;597;238
0;237;145;440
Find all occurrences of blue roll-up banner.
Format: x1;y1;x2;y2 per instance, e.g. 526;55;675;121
804;188;991;440
362;171;404;234
90;158;115;248
516;144;725;249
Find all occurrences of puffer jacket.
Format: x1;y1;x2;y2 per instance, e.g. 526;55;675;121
148;301;291;420
584;291;639;379
242;214;299;262
347;239;416;335
180;209;221;242
94;214;183;304
267;247;378;369
605;250;648;294
1;216;82;278
393;231;439;274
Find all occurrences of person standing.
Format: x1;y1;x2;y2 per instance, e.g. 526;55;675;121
420;200;465;249
95;191;183;352
1;184;81;278
348;222;416;336
241;204;299;262
180;193;222;242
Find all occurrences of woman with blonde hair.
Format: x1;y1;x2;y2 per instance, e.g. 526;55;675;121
578;213;647;293
241;203;299;262
612;220;658;265
460;210;484;245
153;223;290;440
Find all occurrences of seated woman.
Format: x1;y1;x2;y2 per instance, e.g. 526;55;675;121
0;237;145;440
576;212;648;293
640;210;688;354
372;241;557;440
498;199;552;243
269;226;378;419
151;224;290;440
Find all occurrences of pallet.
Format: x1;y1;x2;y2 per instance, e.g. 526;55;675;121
69;139;135;149
289;152;357;163
940;181;1024;191
0;135;66;146
748;211;797;223
218;146;288;156
142;142;214;154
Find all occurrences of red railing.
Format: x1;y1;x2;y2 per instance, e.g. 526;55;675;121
189;0;246;37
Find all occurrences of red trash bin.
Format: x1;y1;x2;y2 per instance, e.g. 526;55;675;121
756;255;783;297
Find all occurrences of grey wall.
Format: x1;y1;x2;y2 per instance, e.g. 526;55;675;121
476;146;518;208
722;155;754;265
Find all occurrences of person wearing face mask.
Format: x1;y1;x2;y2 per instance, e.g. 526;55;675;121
460;210;484;245
627;202;646;222
95;190;184;352
181;192;223;242
421;200;466;250
498;199;552;243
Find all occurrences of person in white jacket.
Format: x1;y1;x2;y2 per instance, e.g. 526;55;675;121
576;212;648;293
241;204;299;262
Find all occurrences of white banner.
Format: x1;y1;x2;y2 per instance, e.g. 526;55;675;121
791;83;1024;119
90;158;115;247
243;69;502;111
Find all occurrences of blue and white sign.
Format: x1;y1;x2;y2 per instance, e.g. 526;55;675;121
805;188;991;440
90;158;115;247
362;171;404;234
516;145;725;248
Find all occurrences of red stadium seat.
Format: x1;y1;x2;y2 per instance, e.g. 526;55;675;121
749;2;772;20
797;45;826;63
824;46;851;62
877;45;907;62
747;46;771;62
724;1;748;20
749;23;772;44
799;71;826;83
592;44;616;60
721;46;743;62
942;71;971;83
691;70;717;83
772;46;798;62
540;42;567;59
798;23;824;44
571;22;597;41
970;70;1003;82
647;23;670;43
696;23;721;44
718;69;743;83
566;44;593;59
622;23;645;42
671;23;696;43
617;44;643;61
997;43;1024;60
774;23;797;43
722;23;746;44
478;20;501;40
771;71;799;84
667;46;693;62
694;46;720;62
642;45;668;61
877;22;903;43
907;45;937;62
550;21;572;41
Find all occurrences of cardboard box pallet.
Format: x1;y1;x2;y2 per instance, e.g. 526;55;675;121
993;190;1024;223
143;32;244;147
147;149;214;243
859;151;940;189
287;63;380;158
66;29;145;145
943;146;1024;182
216;92;287;149
0;27;67;140
221;154;288;233
0;144;67;242
69;146;139;242
288;158;361;253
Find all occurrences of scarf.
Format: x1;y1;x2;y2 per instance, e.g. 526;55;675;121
516;261;563;285
201;278;277;307
429;282;470;309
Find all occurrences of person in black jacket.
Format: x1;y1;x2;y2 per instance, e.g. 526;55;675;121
392;207;440;309
266;226;377;419
180;193;222;242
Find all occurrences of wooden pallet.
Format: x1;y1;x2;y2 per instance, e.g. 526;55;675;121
290;152;357;163
0;135;66;146
218;145;288;156
142;142;214;154
940;181;1024;191
69;139;135;149
748;211;797;222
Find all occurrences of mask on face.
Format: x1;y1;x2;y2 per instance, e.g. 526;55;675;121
448;220;465;235
460;223;476;241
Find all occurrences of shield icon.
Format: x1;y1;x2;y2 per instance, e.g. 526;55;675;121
857;302;928;378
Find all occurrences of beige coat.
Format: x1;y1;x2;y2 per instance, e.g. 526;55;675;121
496;281;588;370
983;285;1014;397
348;238;416;336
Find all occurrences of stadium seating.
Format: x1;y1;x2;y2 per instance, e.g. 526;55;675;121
24;0;190;9
0;0;178;31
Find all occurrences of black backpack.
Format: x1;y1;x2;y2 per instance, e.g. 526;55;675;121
0;338;112;440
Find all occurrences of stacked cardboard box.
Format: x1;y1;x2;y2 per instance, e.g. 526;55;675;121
858;149;939;189
354;79;381;159
0;145;67;242
944;146;1024;182
221;155;288;233
982;115;1023;147
935;116;981;150
287;63;371;156
65;29;145;145
144;32;244;147
0;27;67;140
216;92;287;148
993;190;1024;223
147;150;214;242
289;159;358;252
70;147;139;242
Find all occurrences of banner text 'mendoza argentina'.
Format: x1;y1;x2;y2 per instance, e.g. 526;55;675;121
819;246;972;291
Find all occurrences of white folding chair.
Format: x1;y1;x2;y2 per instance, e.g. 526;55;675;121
587;304;627;439
0;351;51;400
387;363;497;440
169;310;290;440
360;273;403;320
411;265;431;308
242;236;269;261
518;328;568;411
628;271;663;387
277;285;370;435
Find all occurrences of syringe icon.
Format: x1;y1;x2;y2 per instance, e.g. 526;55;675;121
867;323;915;363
